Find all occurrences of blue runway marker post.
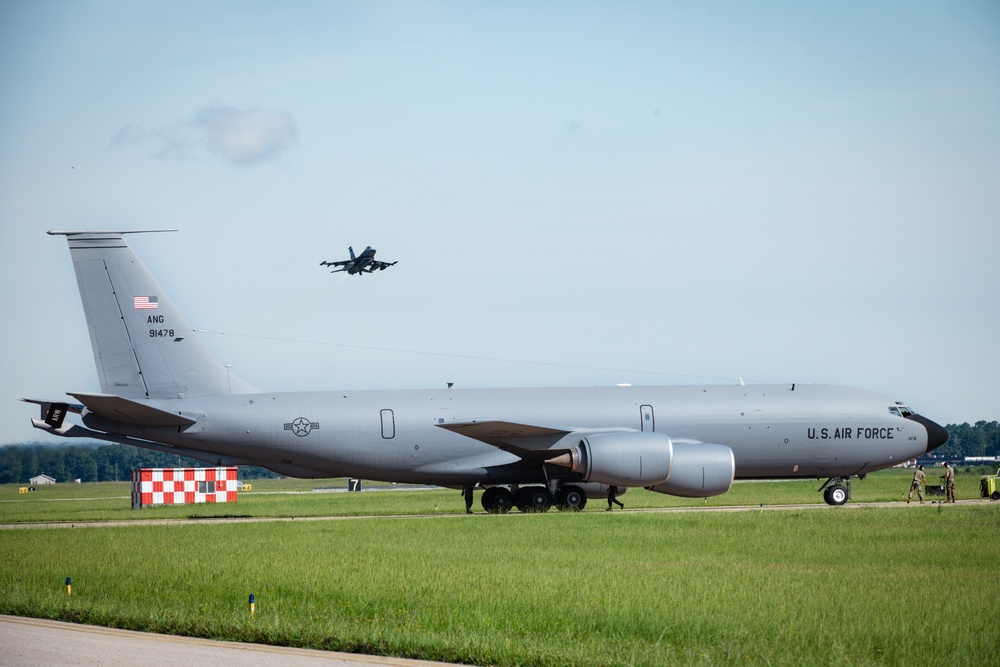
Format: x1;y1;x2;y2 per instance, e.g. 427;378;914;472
249;593;255;618
65;577;71;596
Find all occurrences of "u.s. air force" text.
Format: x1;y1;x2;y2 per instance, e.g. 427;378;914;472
807;427;894;440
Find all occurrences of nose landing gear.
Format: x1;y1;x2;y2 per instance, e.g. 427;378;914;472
818;477;852;505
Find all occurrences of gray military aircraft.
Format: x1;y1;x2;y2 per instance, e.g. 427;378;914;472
24;231;948;511
320;245;396;275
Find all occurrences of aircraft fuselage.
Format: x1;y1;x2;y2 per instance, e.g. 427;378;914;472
82;383;934;486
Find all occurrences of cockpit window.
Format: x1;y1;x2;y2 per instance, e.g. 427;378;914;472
892;401;913;417
889;407;901;417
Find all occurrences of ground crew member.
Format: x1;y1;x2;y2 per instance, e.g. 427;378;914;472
943;462;956;503
607;485;624;511
907;465;926;504
462;486;474;514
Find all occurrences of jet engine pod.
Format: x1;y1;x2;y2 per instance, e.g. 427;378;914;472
550;431;673;487
645;442;735;498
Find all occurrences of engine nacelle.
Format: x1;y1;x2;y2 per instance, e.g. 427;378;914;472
645;442;735;498
549;431;672;487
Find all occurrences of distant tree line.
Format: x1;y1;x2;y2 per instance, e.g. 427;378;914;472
0;443;281;484
1;421;998;484
932;421;1000;461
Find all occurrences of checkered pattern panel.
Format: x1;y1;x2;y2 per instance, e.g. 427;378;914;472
131;468;239;509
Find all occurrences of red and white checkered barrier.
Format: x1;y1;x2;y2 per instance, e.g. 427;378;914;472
131;467;238;509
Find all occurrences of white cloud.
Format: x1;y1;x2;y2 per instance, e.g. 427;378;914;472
111;104;298;165
194;104;298;165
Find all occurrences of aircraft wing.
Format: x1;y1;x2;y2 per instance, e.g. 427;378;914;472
320;260;351;267
437;419;598;461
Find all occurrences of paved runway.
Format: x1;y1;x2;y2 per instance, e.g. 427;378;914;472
0;615;472;667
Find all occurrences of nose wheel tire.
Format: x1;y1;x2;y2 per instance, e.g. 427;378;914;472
824;484;848;506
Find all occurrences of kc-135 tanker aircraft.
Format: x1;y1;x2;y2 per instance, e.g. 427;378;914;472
25;231;948;512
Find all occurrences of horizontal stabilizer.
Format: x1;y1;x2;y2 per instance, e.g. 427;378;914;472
68;392;197;427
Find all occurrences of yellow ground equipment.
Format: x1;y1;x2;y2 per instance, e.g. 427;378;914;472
980;468;1000;501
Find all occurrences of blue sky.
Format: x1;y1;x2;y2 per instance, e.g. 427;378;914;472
1;1;998;444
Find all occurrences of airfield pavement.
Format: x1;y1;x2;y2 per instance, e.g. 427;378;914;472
0;614;478;667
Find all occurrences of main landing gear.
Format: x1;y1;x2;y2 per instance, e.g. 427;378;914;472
480;485;588;514
818;476;854;505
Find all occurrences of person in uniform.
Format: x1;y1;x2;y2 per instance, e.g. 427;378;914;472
462;486;474;514
943;462;956;503
607;485;624;511
907;465;926;504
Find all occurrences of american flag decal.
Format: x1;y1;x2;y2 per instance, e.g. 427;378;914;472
134;296;159;309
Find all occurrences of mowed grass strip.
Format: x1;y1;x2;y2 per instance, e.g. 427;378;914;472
0;468;991;523
1;505;997;666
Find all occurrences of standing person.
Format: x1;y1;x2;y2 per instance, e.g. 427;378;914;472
607;485;624;511
944;462;956;503
907;465;926;504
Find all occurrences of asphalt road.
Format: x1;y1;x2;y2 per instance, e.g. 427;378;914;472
0;615;473;667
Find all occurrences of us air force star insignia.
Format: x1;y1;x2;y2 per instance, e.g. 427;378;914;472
284;417;319;437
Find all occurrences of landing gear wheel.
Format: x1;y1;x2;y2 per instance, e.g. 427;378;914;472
516;487;552;513
824;484;848;506
481;487;514;514
557;485;586;511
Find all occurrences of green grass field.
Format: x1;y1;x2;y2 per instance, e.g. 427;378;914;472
1;467;992;523
1;471;998;666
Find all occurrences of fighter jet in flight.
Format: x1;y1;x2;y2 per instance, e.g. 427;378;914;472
320;246;396;275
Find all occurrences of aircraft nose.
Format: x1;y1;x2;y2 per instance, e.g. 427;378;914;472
907;414;949;454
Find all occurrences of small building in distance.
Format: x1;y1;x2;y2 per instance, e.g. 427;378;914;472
29;474;56;485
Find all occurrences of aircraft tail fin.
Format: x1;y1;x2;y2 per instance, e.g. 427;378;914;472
50;230;259;399
348;246;356;261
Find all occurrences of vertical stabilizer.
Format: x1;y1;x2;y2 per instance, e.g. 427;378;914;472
50;230;258;399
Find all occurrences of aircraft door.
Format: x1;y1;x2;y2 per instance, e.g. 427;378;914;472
380;409;395;439
640;405;655;432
